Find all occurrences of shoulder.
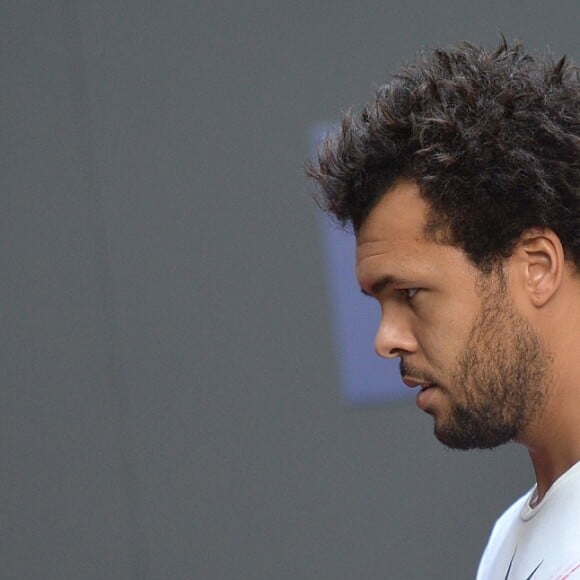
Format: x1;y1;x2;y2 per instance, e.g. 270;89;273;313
477;471;580;580
488;491;530;541
476;491;531;579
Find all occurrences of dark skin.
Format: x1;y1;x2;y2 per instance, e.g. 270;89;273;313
356;179;580;503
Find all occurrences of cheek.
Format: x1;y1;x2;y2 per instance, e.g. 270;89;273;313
415;305;473;371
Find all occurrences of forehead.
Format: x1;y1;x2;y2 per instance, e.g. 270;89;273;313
356;180;431;255
355;180;471;287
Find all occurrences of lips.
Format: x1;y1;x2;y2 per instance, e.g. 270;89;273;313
402;375;441;412
402;376;433;390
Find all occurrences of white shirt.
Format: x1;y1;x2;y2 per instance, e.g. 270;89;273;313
477;461;580;579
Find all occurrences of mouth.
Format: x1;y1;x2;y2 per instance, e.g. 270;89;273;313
403;376;441;412
402;377;436;391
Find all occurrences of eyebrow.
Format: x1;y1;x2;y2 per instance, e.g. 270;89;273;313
360;274;412;297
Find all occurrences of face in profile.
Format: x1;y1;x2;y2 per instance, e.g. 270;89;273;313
356;180;552;449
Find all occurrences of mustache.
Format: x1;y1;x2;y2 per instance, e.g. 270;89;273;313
399;360;440;386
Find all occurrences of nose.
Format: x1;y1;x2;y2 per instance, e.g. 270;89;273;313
374;313;418;359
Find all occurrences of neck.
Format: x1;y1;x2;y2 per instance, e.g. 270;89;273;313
521;283;580;502
522;373;580;503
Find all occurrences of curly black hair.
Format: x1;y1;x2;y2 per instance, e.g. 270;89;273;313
307;38;580;272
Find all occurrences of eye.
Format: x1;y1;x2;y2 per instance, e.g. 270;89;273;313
400;288;420;300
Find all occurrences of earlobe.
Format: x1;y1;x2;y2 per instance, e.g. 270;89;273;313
520;229;564;307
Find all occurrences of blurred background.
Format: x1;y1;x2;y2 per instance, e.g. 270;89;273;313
3;2;578;578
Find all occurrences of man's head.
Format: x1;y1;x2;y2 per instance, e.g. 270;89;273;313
308;39;580;449
355;180;553;449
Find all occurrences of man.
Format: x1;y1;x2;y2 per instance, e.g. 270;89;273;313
308;39;580;577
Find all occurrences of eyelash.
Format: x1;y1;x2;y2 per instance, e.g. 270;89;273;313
400;288;420;300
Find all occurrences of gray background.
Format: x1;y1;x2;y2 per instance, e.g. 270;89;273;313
3;2;577;578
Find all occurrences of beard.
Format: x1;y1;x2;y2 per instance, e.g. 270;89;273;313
405;279;552;450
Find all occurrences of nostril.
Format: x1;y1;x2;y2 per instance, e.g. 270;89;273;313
375;320;418;359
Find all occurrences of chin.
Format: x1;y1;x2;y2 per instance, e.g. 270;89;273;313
433;421;516;450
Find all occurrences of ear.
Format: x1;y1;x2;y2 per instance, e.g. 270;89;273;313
516;229;564;307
